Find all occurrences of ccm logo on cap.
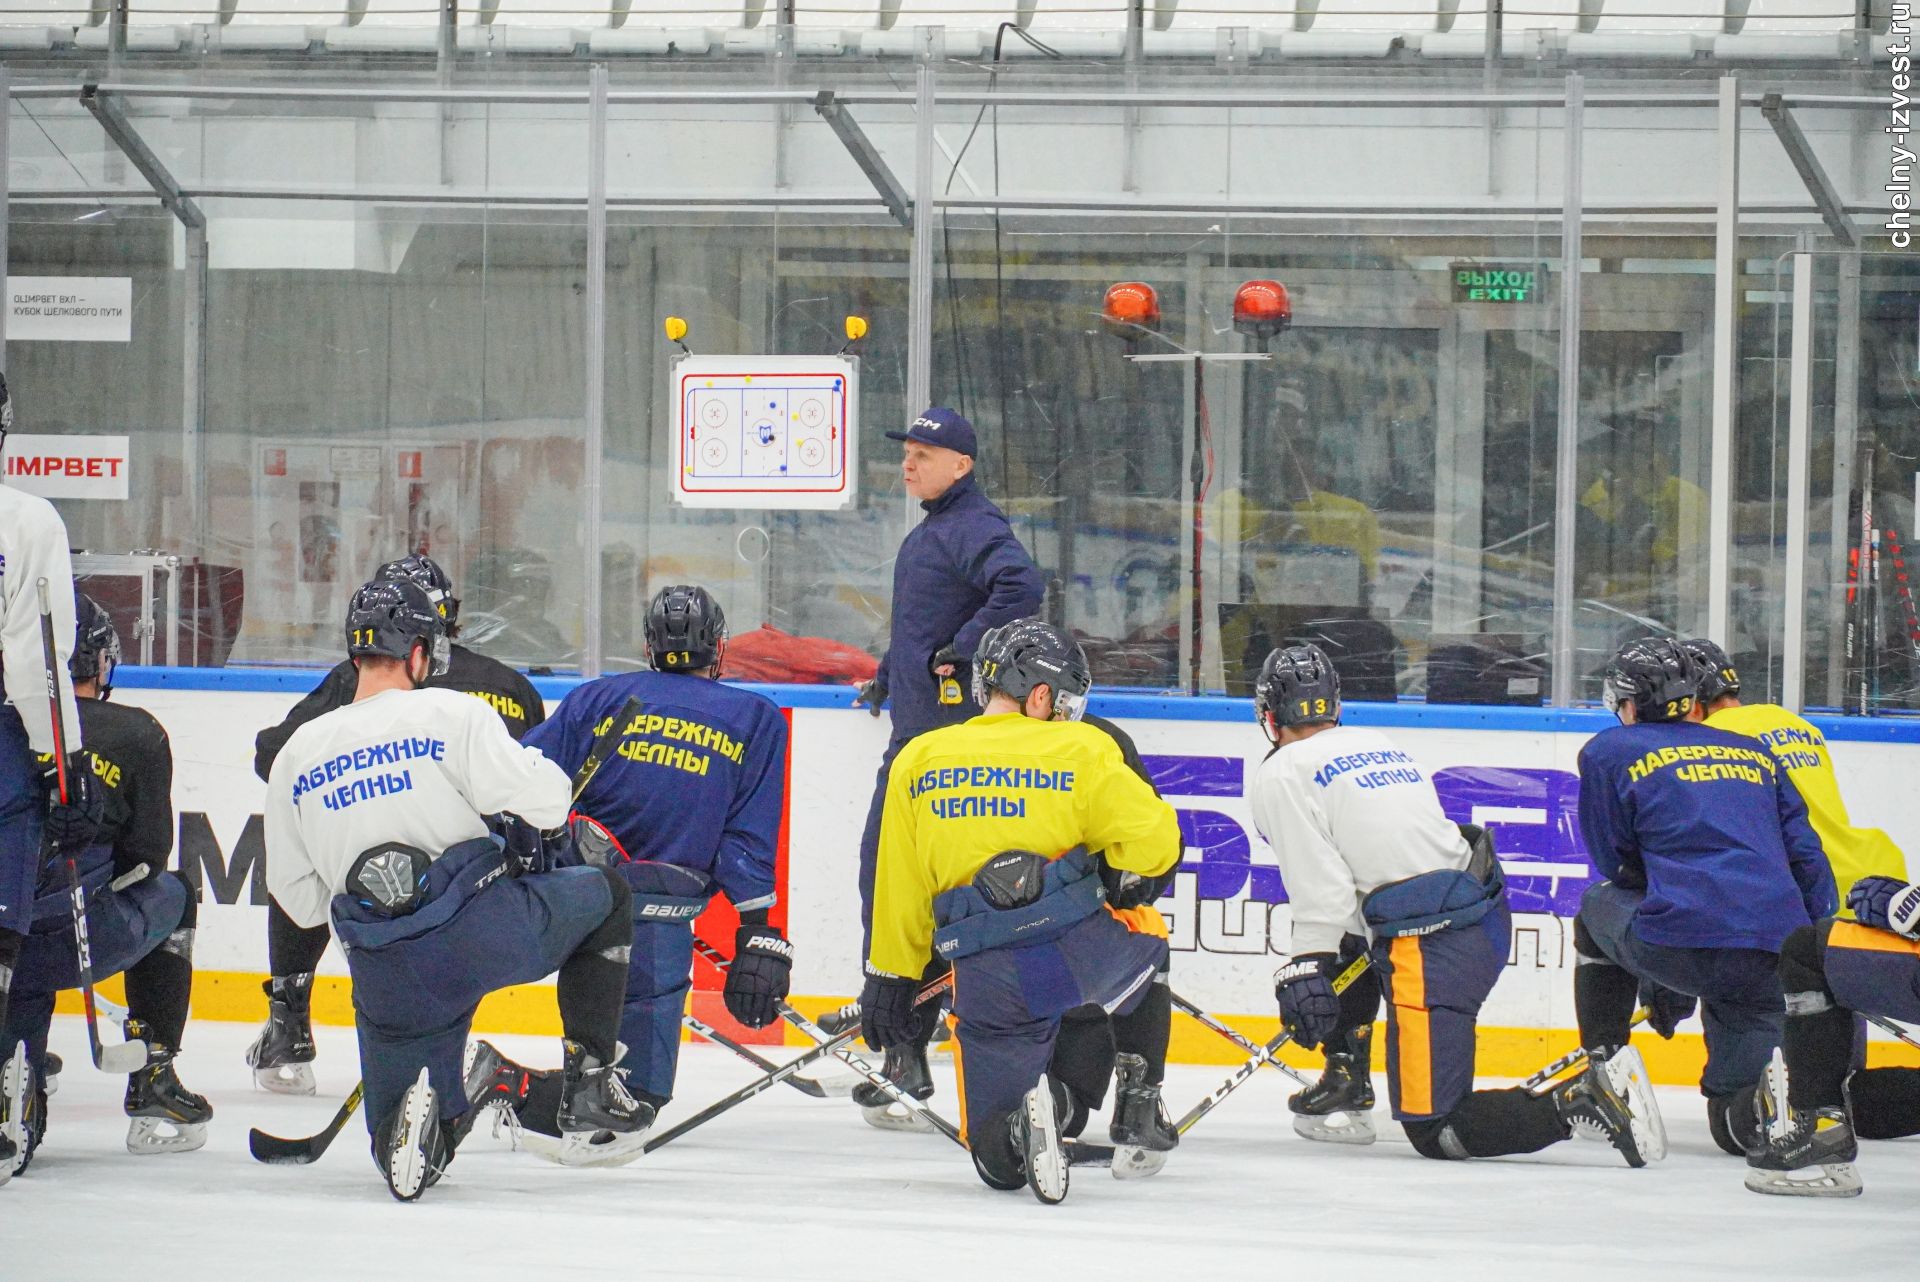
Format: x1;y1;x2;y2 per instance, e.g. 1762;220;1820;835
914;416;941;431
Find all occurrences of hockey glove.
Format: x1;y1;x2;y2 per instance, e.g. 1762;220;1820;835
1848;876;1920;939
859;966;920;1052
853;676;888;718
1099;857;1176;911
38;752;103;852
1275;953;1341;1051
724;923;794;1029
497;815;551;875
928;645;965;678
1637;978;1697;1039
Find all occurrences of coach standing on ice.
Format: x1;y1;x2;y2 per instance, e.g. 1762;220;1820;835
850;407;1045;1117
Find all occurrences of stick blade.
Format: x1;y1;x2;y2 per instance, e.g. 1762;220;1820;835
96;1038;150;1074
248;1127;323;1165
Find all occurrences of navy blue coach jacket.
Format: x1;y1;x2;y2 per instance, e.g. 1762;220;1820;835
878;473;1045;742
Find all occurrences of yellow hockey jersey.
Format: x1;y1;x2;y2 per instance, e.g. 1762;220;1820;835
1706;702;1907;913
868;712;1181;978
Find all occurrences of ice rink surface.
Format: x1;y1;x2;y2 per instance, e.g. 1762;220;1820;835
9;1015;1914;1281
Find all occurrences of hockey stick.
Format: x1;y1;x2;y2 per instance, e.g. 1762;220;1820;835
573;695;644;806
643;971;953;1153
248;1081;365;1165
689;937;963;1141
681;1012;846;1099
1521;1008;1650;1095
36;577;148;1076
1171;992;1315;1090
1174;953;1371;1137
1864;1012;1920;1053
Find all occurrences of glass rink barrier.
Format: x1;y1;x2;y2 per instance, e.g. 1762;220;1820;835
0;47;1900;705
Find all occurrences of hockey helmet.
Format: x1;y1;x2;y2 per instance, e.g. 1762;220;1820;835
1254;643;1342;741
646;584;727;673
345;579;450;678
1682;637;1741;705
70;593;122;696
971;618;1091;722
1601;637;1702;723
378;554;460;629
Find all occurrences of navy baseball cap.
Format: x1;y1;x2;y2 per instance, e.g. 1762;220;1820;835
886;406;977;458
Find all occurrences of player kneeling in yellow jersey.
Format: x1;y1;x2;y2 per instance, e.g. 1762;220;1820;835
1687;639;1907;913
859;619;1180;1204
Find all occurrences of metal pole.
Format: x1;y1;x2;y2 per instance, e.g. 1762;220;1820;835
582;65;608;679
1;66;9;380
1708;74;1741;647
1550;73;1583;706
1827;251;1861;707
906;62;935;418
1782;252;1814;712
183;224;208;569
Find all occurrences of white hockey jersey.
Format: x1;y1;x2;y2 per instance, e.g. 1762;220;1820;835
1248;724;1471;956
265;685;570;929
0;483;81;754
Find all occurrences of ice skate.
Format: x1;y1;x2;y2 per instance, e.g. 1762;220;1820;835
1288;1028;1377;1146
245;973;317;1096
1010;1072;1068;1204
852;1042;937;1133
1109;1052;1178;1178
123;1022;212;1155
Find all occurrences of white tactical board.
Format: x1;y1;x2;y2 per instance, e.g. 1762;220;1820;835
671;354;858;510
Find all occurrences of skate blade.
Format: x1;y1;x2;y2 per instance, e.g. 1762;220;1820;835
126;1117;209;1155
2;1044;29;1177
1744;1162;1863;1198
519;1127;651;1169
861;1101;936;1133
1110;1144;1168;1180
253;1064;317;1097
1291;1110;1378;1146
386;1075;439;1201
1604;1046;1668;1166
1024;1075;1068;1205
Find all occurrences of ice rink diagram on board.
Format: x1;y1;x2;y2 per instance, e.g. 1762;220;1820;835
672;355;859;510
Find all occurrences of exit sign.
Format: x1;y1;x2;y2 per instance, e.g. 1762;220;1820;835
1452;264;1546;304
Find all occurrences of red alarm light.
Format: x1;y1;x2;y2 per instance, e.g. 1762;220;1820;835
1232;279;1292;346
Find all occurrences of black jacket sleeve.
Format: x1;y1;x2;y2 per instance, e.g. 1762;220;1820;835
514;669;547;736
252;661;357;781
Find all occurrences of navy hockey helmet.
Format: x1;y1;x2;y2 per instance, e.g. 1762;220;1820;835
378;553;459;629
70;593;122;696
971;618;1092;722
1682;637;1741;705
345;578;450;678
1254;643;1342;741
1601;636;1702;723
646;584;727;673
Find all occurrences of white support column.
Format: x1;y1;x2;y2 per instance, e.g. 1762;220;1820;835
1549;73;1583;706
1708;74;1741;646
582;65;609;678
1782;254;1814;712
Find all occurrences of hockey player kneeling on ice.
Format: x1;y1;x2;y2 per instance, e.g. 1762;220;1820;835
465;584;791;1138
0;374;108;1183
263;579;645;1201
2;595;208;1177
1248;644;1662;1167
1572;638;1835;1159
861;618;1181;1204
1742;879;1920;1197
249;553;547;1098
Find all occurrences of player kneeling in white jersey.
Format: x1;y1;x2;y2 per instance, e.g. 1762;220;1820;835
264;579;646;1200
1248;644;1663;1167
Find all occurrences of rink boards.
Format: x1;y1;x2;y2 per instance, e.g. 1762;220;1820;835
59;675;1920;1085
